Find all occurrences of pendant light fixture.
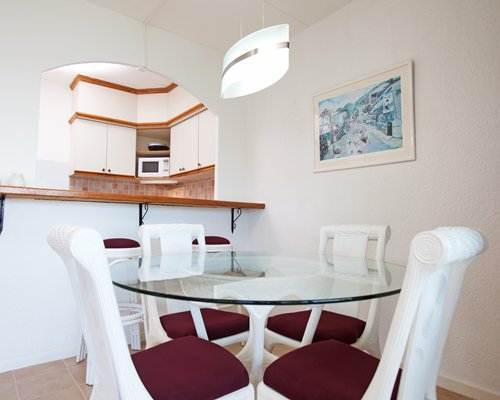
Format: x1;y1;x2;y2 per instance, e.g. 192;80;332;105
221;22;290;99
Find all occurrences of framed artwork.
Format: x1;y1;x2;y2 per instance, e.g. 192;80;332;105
313;61;415;172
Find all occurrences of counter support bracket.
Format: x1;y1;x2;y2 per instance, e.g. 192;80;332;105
139;203;149;226
0;195;5;235
231;208;242;233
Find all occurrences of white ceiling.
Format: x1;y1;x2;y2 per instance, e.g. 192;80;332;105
43;1;353;90
87;0;353;52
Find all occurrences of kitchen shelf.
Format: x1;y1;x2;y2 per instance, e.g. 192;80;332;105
137;178;178;185
136;150;170;157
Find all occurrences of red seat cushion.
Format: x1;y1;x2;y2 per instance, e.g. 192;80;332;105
103;238;140;249
132;335;249;400
263;339;401;400
161;308;249;341
193;236;231;245
267;309;366;344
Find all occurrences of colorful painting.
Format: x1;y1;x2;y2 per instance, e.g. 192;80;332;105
313;62;415;172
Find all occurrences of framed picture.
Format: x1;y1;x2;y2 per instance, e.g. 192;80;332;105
313;61;415;172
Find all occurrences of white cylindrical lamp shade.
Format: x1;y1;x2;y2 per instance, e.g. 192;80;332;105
221;24;289;99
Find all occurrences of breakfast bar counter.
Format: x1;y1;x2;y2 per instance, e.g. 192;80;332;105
0;185;265;209
0;185;265;234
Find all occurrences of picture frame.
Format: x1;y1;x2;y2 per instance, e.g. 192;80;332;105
313;61;415;172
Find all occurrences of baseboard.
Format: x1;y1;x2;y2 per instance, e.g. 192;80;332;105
438;374;500;400
0;346;76;374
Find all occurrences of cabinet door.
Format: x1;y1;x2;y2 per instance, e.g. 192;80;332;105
71;119;107;173
183;116;199;172
169;122;184;175
106;124;136;176
170;116;199;175
198;110;216;168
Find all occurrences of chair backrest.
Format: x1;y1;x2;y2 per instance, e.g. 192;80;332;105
138;224;208;337
48;225;152;399
138;224;206;256
363;227;486;400
319;224;391;261
319;224;390;321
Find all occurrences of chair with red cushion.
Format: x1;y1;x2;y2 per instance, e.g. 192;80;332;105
103;238;143;351
258;227;486;400
265;225;390;356
138;224;249;349
76;237;143;384
193;235;233;252
48;225;254;400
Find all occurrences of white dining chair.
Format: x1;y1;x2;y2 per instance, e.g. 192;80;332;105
257;226;486;400
48;225;254;400
104;238;143;351
138;223;249;348
193;235;233;252
76;237;143;385
265;224;390;356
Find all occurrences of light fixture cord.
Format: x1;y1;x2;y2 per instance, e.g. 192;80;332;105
143;23;148;70
240;0;243;38
262;0;265;28
141;0;167;71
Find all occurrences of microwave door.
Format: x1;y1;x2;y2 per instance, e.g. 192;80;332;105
142;161;160;174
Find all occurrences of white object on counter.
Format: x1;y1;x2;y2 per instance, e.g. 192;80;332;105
7;173;26;186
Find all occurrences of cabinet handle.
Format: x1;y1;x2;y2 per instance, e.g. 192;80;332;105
108;169;111;173
198;163;201;167
102;168;105;172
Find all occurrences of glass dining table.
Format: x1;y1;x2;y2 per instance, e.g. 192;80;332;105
110;251;406;384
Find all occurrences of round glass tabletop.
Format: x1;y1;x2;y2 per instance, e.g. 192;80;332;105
110;251;406;306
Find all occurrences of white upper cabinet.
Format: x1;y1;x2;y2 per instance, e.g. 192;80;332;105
198;109;217;168
69;78;214;179
170;115;199;175
71;119;136;176
169;110;216;175
70;119;108;174
105;124;136;176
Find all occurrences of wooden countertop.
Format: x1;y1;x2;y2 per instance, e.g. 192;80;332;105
0;186;265;210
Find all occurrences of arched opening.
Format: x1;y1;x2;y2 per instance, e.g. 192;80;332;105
36;62;216;199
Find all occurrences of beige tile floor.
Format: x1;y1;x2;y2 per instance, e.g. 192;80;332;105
0;344;471;400
0;357;91;400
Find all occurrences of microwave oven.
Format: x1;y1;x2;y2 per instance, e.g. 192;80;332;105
137;157;170;178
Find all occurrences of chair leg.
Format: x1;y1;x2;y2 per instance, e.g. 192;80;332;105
128;291;142;350
75;334;87;363
85;355;95;385
129;323;141;350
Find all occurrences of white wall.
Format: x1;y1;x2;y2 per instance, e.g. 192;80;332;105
0;198;250;372
241;0;500;397
0;0;250;372
35;78;73;189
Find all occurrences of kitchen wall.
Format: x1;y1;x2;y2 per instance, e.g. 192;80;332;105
36;72;214;195
69;173;215;199
237;0;500;397
0;0;248;194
